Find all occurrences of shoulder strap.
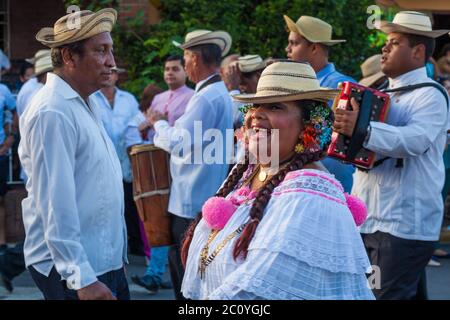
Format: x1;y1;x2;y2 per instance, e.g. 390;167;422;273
383;82;449;108
197;74;222;93
361;82;448;172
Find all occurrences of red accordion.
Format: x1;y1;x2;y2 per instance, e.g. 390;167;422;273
327;81;390;170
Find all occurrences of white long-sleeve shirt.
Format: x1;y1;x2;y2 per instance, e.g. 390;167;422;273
354;67;449;241
17;78;44;117
19;73;128;289
153;74;233;218
92;88;139;182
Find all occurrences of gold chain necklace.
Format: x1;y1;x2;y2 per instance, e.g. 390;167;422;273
198;224;246;279
255;161;292;184
242;165;260;186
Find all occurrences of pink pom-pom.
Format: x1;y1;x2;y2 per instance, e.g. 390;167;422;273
345;193;367;226
202;197;237;230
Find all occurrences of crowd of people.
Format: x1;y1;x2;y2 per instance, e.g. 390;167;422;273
0;7;449;300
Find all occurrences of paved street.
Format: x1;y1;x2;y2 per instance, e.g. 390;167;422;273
1;243;449;300
0;254;175;300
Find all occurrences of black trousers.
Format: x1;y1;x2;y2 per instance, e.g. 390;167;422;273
0;242;26;280
29;266;130;300
123;181;144;255
168;213;193;300
362;231;435;300
0;155;9;196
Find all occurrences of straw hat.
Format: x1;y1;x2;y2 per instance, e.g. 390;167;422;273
33;50;53;76
36;8;117;48
377;11;449;38
233;60;339;104
284;15;345;46
359;54;385;87
26;49;51;65
173;29;232;57
237;55;266;73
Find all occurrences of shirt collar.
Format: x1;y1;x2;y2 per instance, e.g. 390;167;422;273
94;87;124;103
316;63;335;80
46;72;81;100
114;87;125;97
169;84;188;94
388;67;428;89
195;73;218;92
47;73;99;115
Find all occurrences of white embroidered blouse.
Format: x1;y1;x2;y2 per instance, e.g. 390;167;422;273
181;168;375;300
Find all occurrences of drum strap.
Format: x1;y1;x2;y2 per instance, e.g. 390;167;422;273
197;74;223;92
133;189;170;202
357;82;449;172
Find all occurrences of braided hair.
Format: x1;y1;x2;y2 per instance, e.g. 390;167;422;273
181;153;250;266
181;100;333;266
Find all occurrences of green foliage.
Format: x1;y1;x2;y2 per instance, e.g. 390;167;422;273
63;0;392;98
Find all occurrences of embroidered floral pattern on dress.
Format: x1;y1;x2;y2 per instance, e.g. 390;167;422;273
228;168;346;205
274;172;346;203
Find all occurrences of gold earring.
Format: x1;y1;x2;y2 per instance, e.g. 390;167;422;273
295;142;305;154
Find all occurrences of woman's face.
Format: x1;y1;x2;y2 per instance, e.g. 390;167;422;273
244;101;303;166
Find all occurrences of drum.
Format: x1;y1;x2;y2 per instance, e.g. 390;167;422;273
4;187;27;243
130;144;172;247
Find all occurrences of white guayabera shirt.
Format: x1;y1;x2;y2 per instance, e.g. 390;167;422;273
19;73;128;290
92;88;140;183
153;74;234;219
355;67;450;241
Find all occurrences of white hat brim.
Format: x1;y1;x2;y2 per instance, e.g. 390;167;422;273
378;21;450;38
239;61;266;73
33;66;53;77
36;8;117;48
232;88;340;104
178;31;232;57
359;71;386;87
284;15;346;46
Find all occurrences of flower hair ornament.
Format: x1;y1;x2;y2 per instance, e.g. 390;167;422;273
296;102;333;154
238;104;253;116
238;102;333;154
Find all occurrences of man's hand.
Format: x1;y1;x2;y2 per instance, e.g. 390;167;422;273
138;120;151;133
333;97;360;137
77;281;116;300
223;62;241;91
146;109;168;126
